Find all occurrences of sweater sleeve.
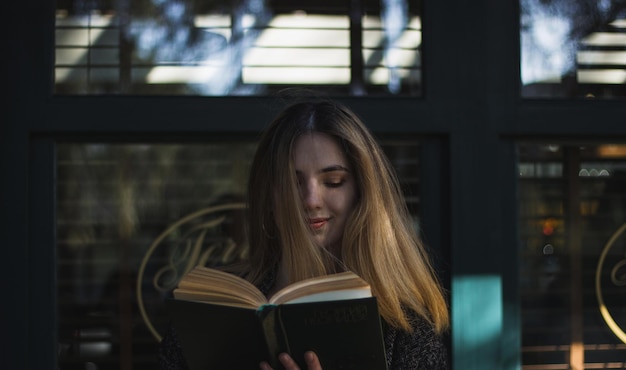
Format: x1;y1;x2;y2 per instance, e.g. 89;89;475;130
382;312;450;370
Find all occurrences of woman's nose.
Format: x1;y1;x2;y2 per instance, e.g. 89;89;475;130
301;181;322;209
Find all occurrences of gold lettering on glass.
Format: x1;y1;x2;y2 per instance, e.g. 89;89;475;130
136;203;247;341
595;222;626;344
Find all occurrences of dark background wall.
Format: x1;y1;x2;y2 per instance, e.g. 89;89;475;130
4;1;625;369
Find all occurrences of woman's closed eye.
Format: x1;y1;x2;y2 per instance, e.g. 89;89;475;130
324;179;345;188
323;174;348;188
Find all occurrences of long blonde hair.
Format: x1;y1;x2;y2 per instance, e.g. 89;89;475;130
245;99;449;333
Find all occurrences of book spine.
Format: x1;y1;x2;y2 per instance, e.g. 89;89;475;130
257;304;287;369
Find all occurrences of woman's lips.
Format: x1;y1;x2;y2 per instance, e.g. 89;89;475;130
309;218;328;230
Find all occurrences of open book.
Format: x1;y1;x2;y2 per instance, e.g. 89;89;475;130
166;266;388;370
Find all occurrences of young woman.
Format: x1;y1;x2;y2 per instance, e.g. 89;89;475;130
159;99;449;370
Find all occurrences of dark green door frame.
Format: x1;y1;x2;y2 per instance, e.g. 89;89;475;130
5;1;626;370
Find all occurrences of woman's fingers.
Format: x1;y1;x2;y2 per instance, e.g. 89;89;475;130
304;351;322;370
259;352;322;370
278;353;300;369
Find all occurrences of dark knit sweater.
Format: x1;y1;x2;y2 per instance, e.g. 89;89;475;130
158;271;449;370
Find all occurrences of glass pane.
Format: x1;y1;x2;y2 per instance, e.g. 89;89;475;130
518;143;626;369
56;140;422;369
55;143;256;370
520;1;626;99
54;0;422;96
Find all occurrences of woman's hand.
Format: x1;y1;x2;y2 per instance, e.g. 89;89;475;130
259;351;322;370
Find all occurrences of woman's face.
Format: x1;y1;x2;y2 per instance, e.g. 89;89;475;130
291;132;358;255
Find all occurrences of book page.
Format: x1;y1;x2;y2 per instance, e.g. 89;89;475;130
269;271;371;305
173;266;268;308
281;288;371;304
173;288;264;309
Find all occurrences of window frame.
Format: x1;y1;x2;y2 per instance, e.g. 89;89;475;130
5;1;626;370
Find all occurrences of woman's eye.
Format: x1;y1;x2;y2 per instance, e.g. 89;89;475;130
325;180;345;188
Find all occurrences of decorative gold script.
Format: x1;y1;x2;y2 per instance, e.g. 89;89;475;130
136;202;247;341
595;222;626;344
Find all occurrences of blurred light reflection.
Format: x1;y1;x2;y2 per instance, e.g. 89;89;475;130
521;0;626;90
55;0;422;95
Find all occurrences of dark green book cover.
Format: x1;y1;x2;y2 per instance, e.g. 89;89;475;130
167;296;388;370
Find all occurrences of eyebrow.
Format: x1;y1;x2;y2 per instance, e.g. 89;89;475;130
320;165;350;173
295;165;350;175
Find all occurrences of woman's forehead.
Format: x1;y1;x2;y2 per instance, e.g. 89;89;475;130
293;133;348;167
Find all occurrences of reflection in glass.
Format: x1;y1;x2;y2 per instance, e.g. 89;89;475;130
54;0;423;96
518;143;626;369
520;0;626;98
56;143;257;370
55;140;421;369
